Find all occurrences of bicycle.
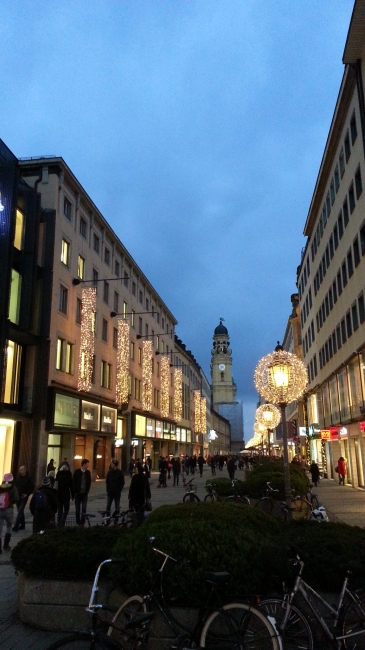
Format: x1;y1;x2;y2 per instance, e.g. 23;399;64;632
204;482;218;501
182;477;200;503
225;478;251;505
98;507;139;528
259;546;365;650
306;484;319;510
108;537;281;649
255;482;311;520
46;558;154;649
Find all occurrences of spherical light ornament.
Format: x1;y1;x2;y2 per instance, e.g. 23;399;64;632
254;347;307;405
254;422;266;435
256;403;281;429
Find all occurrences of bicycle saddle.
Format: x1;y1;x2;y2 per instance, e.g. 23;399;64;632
204;571;230;585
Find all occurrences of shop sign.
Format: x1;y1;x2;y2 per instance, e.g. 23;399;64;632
339;427;348;436
330;426;339;440
81;400;100;431
299;427;306;437
360;422;365;433
114;438;124;447
321;429;330;440
101;406;117;434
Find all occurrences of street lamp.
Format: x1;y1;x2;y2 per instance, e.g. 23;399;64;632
254;342;307;517
256;403;281;456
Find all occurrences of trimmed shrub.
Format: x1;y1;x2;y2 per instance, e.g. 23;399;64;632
242;460;310;499
204;477;247;498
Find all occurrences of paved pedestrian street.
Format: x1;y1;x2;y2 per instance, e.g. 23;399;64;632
1;467;364;649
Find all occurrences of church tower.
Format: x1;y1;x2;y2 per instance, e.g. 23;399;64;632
211;318;236;408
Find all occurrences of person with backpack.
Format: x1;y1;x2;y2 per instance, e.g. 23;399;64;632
0;473;19;553
29;476;58;533
12;465;34;532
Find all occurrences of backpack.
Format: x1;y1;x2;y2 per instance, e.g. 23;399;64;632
0;491;10;509
34;490;49;512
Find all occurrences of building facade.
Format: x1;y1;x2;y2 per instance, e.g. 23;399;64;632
297;0;365;486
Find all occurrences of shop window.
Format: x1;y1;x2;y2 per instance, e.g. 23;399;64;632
4;341;22;404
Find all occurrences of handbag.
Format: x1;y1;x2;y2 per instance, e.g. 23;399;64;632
335;466;339;473
145;499;152;512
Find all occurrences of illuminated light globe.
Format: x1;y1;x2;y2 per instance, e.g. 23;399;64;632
256;403;281;430
254;343;307;406
254;422;266;435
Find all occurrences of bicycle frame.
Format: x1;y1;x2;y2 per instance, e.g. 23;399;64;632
282;560;365;647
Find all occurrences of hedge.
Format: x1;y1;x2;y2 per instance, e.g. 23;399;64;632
12;502;365;606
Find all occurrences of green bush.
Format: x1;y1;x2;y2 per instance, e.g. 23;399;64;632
242;460;310;499
204;477;248;498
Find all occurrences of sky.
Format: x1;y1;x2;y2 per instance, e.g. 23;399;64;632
1;0;355;441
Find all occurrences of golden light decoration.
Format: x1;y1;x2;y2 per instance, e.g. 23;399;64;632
200;397;207;434
256;403;281;430
142;340;153;411
160;356;170;418
194;390;201;432
78;288;96;392
116;320;130;405
254;346;307;405
254;422;266;435
174;368;182;420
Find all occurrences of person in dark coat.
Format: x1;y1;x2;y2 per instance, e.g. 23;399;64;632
55;464;74;527
227;457;236;480
309;462;320;487
47;459;56;474
73;458;91;525
106;459;125;518
12;466;34;532
29;476;58;533
172;457;181;486
197;455;205;477
128;462;151;525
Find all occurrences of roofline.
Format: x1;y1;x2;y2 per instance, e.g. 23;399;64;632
343;0;365;64
19;156;177;325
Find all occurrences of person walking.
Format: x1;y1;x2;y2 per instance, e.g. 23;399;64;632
309;461;320;487
227;456;236;480
73;458;91;525
12;466;34;532
337;456;347;486
128;458;135;478
197;454;205;477
47;459;56;474
55;464;74;526
210;457;216;476
172;457;181;486
128;462;151;525
0;473;19;553
106;459;125;519
29;476;57;534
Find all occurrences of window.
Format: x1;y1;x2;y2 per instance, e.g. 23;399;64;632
332;331;337;355
139;290;143;304
361;221;365;255
343;197;349;226
138;317;142;335
341;318;347;344
332;279;337;303
358;292;365;324
9;269;21;324
61;239;70;266
325;245;330;268
123;301;127;318
115;260;120;277
349;183;355;213
103;280;109;304
334;224;339;248
124;274;129;288
146;298;149;311
347;249;354;278
14;209;24;250
339;148;345;177
56;338;74;374
337;271;342;296
330;179;335;204
93;233;100;254
132;281;136;296
329;288;333;311
342;261;348;288
64;197;72;221
346;311;352;338
355;167;363;199
78;255;85;280
92;268;99;288
59;284;68;314
104;247;110;266
336;325;342;350
113;327;118;348
353;236;360;266
4;340;22;404
352;302;359;331
350;112;358;145
113;291;119;313
76;297;82;324
138;347;142;364
329;235;334;258
134;378;141;400
131;310;135;327
154;389;160;409
334;165;340;192
79;217;87;239
130;341;134;360
145;323;149;338
101;361;112;389
338;211;344;238
102;318;108;342
344;131;351;162
326;191;331;216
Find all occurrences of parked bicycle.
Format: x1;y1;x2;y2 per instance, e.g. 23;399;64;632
225;478;251;505
204;482;218;501
182;477;200;503
98;507;139;528
108;537;281;649
260;546;365;650
46;558;154;649
255;482;311;520
306;483;320;510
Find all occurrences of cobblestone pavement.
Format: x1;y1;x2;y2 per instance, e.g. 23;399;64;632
1;466;364;648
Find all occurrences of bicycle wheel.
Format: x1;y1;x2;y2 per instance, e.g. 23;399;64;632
255;498;274;515
183;492;200;503
342;590;365;649
108;595;147;644
260;598;314;650
46;633;104;649
311;495;319;510
225;495;250;505
200;602;280;649
291;497;311;520
204;493;216;502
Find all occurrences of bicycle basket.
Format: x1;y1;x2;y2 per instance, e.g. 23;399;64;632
185;484;197;493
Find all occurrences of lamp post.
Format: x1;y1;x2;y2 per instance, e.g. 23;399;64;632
254;342;307;518
256;403;281;457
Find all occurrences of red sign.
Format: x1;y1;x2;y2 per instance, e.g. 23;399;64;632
330;427;339;440
360;422;365;433
321;429;330;440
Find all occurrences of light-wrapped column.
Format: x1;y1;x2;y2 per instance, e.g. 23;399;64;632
142;340;153;411
160;356;170;418
174;368;182;420
194;390;201;432
78;288;96;392
116;320;130;404
200;397;207;434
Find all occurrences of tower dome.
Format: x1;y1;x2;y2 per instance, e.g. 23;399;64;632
214;318;228;336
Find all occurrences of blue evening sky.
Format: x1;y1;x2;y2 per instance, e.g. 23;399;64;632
1;0;354;441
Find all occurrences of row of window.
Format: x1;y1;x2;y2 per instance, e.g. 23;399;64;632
318;292;365;372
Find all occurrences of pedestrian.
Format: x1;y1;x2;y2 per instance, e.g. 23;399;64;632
12;466;34;532
337;457;347;486
210;457;216;476
172;457;181;486
309;461;320;487
190;456;197;475
47;458;56;474
197;454;205;477
227;456;236;480
143;459;150;479
47;470;56;488
73;458;91;526
128;458;135;478
0;473;19;553
147;456;152;473
106;459;125;520
167;458;173;480
184;456;190;475
128;462;151;525
55;464;74;527
218;456;224;471
59;457;70;470
29;476;57;534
